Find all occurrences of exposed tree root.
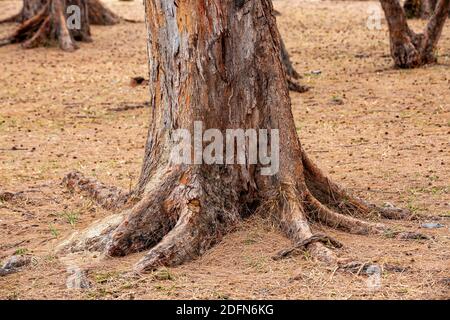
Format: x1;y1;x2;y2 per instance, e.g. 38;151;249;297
301;152;414;220
305;191;387;235
59;161;429;272
63;171;129;210
339;261;410;275
287;77;310;93
280;38;309;93
272;234;343;261
104;171;182;257
57;212;126;254
0;12;22;24
262;186;338;264
134;199;220;273
88;0;120;25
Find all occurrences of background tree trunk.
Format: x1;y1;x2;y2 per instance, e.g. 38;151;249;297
380;0;450;68
87;0;120;25
0;0;47;23
0;0;91;51
280;38;309;93
403;0;449;18
0;0;121;51
60;0;415;272
1;0;120;26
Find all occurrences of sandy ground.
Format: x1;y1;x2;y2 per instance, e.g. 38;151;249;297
0;0;449;300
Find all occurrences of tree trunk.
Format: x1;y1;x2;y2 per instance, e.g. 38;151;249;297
1;0;120;26
403;0;449;18
60;0;417;272
87;0;120;25
280;38;309;93
0;0;91;51
380;0;450;68
0;0;47;23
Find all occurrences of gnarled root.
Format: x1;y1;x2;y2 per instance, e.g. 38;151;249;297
0;12;22;24
62;171;129;210
273;234;343;261
134;198;227;273
265;186;338;264
280;38;308;93
304;191;387;235
287;77;310;93
60;168;241;272
302;152;414;220
60;159;427;272
108;170;240;272
88;0;120;25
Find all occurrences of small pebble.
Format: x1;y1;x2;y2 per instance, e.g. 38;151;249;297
421;222;444;229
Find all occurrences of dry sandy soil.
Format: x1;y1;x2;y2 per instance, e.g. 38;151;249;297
0;0;449;300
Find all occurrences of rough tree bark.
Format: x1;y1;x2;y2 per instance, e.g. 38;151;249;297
0;0;119;25
380;0;450;68
59;0;419;273
403;0;449;19
0;0;91;51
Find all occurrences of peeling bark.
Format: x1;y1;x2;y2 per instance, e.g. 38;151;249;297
61;0;421;272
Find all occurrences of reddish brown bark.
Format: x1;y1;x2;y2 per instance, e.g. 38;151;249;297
60;0;419;272
0;0;120;51
380;0;450;68
0;0;91;51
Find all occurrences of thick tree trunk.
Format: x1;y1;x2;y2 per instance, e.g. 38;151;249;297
0;0;91;51
60;0;418;272
380;0;450;68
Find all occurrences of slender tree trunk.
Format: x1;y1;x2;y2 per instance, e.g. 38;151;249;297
60;0;417;272
380;0;450;68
